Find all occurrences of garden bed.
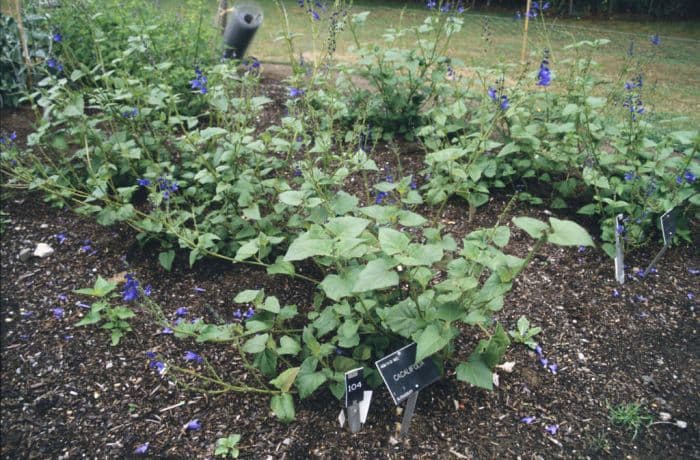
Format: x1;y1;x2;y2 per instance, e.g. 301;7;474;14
1;95;698;458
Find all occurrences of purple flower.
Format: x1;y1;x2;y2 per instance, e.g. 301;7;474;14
311;10;320;20
500;95;509;110
233;309;242;319
137;178;150;187
194;287;206;293
536;60;551;86
190;69;208;94
123;273;139;302
150;360;166;375
162;327;173;334
64;335;73;340
185;419;201;431
426;0;437;9
144;284;152;297
515;11;522;19
175;307;188;317
684;170;697;183
634;294;647;302
689;268;700;275
689;293;695;300
545;424;559;435
623;171;635;181
79;244;92;253
123;108;138;119
58;294;68;302
487;87;497;101
21;311;33;318
521;415;536;424
534;344;543;356
146;351;157;359
51;307;64;319
55;233;67;244
577;246;586;253
244;307;255;319
548;363;558;374
375;191;388;204
539;357;549;367
134;442;149;455
650;34;660;46
52;32;62;42
612;289;620;298
288;87;305;98
77;301;91;309
184;351;203;363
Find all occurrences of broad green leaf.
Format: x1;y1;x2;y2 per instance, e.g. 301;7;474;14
262;296;281;313
254;349;278;377
158;250;176;271
270;393;295;423
235;239;259;261
199;127;228;139
320;273;355;301
266;257;296;276
196;324;235;342
278;190;305;206
380;298;425;337
456;358;493;390
492;226;510;248
284;231;332;262
270;367;299;392
76;309;101;326
312;308;339;338
415;324;450;363
242;333;269;354
512;216;548;239
234;290;261;304
395;243;443;267
295;357;327;399
352;259;399;293
331;191;359;215
73;276;117;298
325;216;370;238
398;210;427;227
278;335;301;355
378;228;410;255
547;217;595;247
337;319;360;348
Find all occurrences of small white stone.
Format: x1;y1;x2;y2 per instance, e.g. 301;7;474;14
33;243;54;258
496;361;516;373
676;420;687;429
659;412;672;421
40;223;49;229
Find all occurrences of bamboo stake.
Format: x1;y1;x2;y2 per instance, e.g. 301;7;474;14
11;0;33;90
520;0;532;64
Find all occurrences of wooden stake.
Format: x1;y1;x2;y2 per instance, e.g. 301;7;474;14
520;0;532;64
11;0;32;90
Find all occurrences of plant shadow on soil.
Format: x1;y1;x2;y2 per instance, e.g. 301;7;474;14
1;72;698;458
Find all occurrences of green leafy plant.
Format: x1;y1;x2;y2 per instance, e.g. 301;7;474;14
509;316;542;350
214;434;241;458
74;276;136;346
608;402;654;439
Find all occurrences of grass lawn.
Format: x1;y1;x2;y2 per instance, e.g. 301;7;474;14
161;0;700;128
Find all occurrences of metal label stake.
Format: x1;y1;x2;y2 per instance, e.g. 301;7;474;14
399;391;419;437
645;208;676;275
614;214;625;284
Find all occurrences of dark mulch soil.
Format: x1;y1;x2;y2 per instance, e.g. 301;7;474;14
1;73;699;459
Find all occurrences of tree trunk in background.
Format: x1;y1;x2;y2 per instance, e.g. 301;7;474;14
569;0;574;16
608;0;615;17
